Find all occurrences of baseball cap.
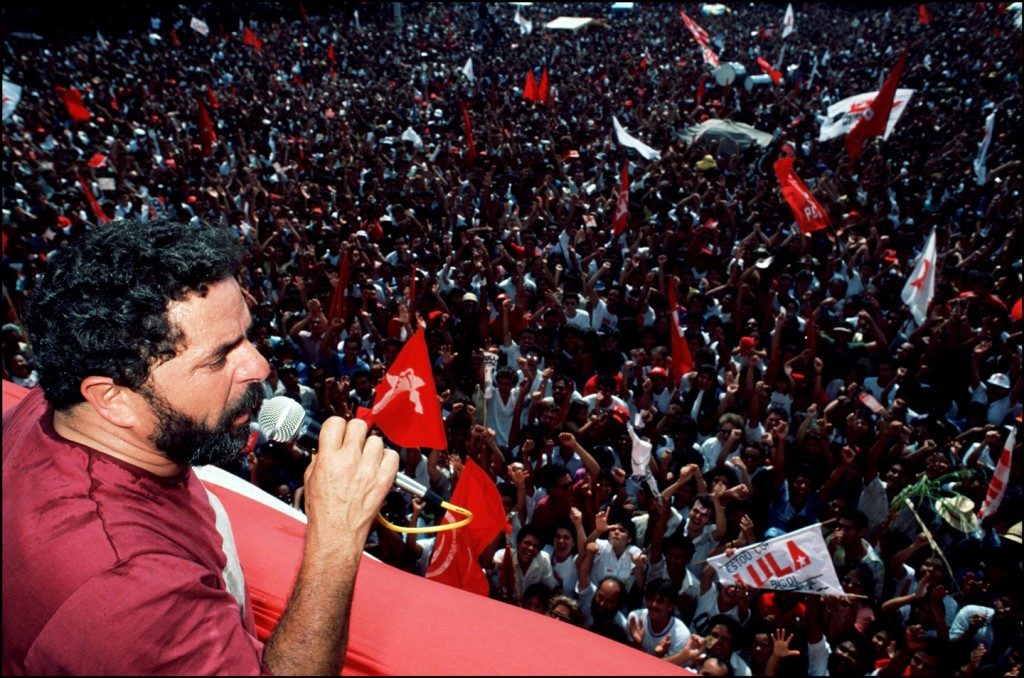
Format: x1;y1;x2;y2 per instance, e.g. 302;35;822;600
1002;522;1022;544
462;292;478;303
987;373;1011;389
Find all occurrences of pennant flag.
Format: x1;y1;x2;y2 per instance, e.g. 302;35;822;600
190;17;210;36
707;524;843;595
401;126;424;149
974;110;996;186
242;27;263;50
612;116;661;161
666;280;694;387
462;57;475;82
461;102;477;162
522;70;538;101
782;3;795;37
58;86;92;123
611;162;629;237
327;248;352;323
918;4;932;24
537;66;550;104
846;52;907;166
978;428;1015;519
774;157;831;234
818;88;915;142
77;174;110;224
197;99;216;157
170;29;181;47
513;8;533;35
366;328;447;450
900;227;938;325
2;80;23;121
426;459;507;597
205;84;220;110
756;57;783;85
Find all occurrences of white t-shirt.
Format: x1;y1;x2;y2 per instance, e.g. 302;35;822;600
626;608;691;656
590;539;643;591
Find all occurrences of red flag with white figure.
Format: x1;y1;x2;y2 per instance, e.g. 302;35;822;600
612;162;629;237
979;427;1015;519
426;459;506;596
846;52;907;166
461;102;477;162
242;27;263;50
522;70;538;102
197;99;216;157
77;174;109;224
900;227;937;325
667;280;694;387
774;157;830;234
365;328;447;450
537;66;550;104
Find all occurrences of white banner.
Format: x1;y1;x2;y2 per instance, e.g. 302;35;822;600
782;3;795;38
974;110;996;186
900;227;937;326
3;80;23;121
706;523;843;595
612;116;661;161
818;88;915;142
190;17;210;36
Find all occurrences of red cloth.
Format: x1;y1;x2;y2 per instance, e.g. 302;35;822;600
918;4;932;24
425;459;506;596
366;328;447;450
523;70;538;102
846;52;907;166
667;282;693;386
612;161;629;237
774;157;831;233
86;153;108;168
197;99;217;157
76;174;110;224
327;44;336;65
242;27;263;50
58;86;92;123
1011;298;1022;323
537;66;550;104
206;84;220;110
327;249;352;323
756;57;782;84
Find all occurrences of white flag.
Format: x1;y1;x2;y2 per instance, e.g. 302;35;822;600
401;127;424;149
782;3;795;38
974;110;996;186
514;8;533;35
190;17;210;36
3;80;23;121
462;57;475;82
818;89;915;142
978;427;1015;519
96;31;108;50
612;116;661;161
354;9;360;32
900;228;938;326
707;524;843;595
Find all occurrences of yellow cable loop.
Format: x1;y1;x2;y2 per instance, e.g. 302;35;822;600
376;500;474;534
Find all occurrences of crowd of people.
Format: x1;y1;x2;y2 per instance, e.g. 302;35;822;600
3;2;1022;675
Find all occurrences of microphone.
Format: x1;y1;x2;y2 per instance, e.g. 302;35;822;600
257;396;446;507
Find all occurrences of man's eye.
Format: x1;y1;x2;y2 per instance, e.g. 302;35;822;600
209;355;228;369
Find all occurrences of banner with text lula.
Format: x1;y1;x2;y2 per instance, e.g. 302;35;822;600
706;523;843;595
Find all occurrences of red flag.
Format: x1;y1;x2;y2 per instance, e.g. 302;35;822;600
461;102;477;162
327;248;352;323
298;1;309;23
978;428;1015;518
612;162;629;237
918;4;931;24
58;87;92;123
205;84;220;110
87;153;108;168
170;29;180;47
197;99;216;157
1012;298;1023;323
666;281;693;386
76;174;109;224
367;328;447;450
846;52;907;166
425;459;506;596
680;11;710;44
242;27;263;50
523;70;538;101
327;44;336;65
537;66;550;104
756;57;783;85
696;76;706;106
773;157;831;234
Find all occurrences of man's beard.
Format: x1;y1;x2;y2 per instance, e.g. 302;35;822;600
142;383;265;467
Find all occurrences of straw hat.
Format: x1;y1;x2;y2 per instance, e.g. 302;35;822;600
935;496;979;533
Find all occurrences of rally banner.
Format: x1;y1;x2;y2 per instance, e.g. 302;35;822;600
612;116;661;161
2;80;22;121
190;17;210;36
706;523;843;595
818;89;915;142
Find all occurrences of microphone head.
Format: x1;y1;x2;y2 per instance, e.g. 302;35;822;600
257;396;307;443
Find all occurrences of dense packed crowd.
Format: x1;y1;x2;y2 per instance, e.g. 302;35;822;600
3;2;1022;675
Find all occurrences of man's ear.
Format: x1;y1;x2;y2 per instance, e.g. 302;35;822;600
79;376;142;428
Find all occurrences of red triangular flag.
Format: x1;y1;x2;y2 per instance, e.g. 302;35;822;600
774;157;831;234
461;102;477;162
206;84;220;110
918;4;932;24
76;174;110;224
538;66;550;104
242;27;263;50
666;281;693;386
327;248;352;323
846;52;907;166
612;162;629;237
58;87;92;123
367;328;447;450
523;70;538;102
197;99;216;157
425;459;506;596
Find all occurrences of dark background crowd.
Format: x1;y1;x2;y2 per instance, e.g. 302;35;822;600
2;2;1022;675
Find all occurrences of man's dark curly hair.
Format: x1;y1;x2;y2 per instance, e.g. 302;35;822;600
25;219;243;410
